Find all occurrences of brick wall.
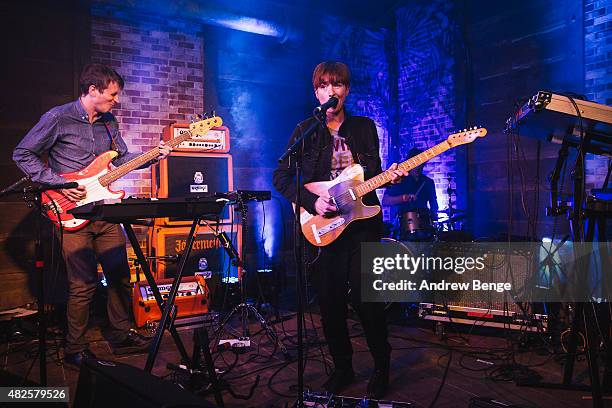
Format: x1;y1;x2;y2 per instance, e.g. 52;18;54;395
90;3;204;197
395;1;464;215
584;0;611;188
319;17;394;217
465;0;585;238
320;23;393;164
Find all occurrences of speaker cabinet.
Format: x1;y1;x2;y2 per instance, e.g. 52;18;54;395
427;244;536;312
152;152;233;224
418;244;547;331
74;359;217;408
150;223;242;281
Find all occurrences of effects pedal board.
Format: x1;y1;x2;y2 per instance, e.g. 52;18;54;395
302;391;411;407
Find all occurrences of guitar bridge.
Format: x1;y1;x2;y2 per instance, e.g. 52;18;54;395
317;218;345;237
42;201;63;214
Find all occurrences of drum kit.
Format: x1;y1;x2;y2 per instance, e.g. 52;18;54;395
390;207;472;242
386;177;474;242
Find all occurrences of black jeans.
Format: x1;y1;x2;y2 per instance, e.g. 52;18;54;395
59;221;131;353
309;220;391;370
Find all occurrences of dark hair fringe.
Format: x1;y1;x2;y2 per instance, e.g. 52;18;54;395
312;61;350;89
79;63;124;95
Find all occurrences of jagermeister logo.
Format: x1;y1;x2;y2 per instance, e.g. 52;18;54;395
174;237;220;253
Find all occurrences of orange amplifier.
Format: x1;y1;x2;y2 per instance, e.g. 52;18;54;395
162;123;230;153
149;223;242;280
132;276;209;327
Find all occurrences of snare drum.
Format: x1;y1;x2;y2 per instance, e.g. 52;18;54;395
399;210;433;241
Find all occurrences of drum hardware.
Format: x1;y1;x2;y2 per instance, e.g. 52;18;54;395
398;210;435;241
437;208;465;215
449;214;466;223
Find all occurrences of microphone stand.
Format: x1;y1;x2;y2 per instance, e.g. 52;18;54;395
211;195;288;358
0;178;79;386
278;110;326;408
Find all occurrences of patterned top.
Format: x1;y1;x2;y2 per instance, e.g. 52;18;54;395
329;127;354;180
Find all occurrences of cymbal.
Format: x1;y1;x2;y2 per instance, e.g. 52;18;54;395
437;208;466;214
450;214;466;222
437;216;466;224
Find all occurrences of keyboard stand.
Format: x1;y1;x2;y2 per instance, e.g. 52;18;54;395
123;222;192;370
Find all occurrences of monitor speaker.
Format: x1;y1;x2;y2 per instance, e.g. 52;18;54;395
73;358;217;408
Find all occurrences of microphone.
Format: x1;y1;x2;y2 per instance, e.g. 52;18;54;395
143;254;180;263
313;96;338;114
217;231;241;265
0;175;30;196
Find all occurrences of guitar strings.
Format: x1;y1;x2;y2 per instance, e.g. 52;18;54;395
46;177;114;213
47;120;221;221
48;132;182;217
48;129;184;213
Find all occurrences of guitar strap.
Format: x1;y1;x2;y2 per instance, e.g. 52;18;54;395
103;121;119;152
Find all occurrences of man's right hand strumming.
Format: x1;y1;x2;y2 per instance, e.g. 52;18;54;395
314;195;337;216
61;185;87;202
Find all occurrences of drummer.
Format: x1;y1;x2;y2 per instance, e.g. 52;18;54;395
382;147;438;230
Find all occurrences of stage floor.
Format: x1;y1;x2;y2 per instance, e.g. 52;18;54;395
0;309;606;407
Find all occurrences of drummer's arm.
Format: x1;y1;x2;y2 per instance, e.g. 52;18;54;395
382;193;411;206
428;182;439;220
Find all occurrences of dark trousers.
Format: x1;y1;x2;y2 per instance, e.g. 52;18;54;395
59;221;131;353
309;220;391;370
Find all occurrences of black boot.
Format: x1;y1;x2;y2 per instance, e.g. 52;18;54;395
367;359;390;399
323;367;355;394
323;357;354;394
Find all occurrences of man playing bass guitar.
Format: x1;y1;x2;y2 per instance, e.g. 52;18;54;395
13;63;172;366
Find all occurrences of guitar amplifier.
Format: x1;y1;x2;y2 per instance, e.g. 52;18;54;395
132;276;209;327
149;223;242;280
418;244;547;331
162;122;230;153
152;151;233;225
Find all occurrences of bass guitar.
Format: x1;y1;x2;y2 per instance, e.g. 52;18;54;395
41;116;223;231
298;127;487;246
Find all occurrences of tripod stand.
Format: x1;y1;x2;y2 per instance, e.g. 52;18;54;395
213;192;287;356
0;177;79;386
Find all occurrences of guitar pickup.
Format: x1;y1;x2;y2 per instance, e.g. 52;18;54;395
348;188;356;201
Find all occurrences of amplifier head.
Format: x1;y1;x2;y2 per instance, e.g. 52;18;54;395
162;123;230;153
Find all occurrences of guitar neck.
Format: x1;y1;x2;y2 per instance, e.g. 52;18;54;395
99;130;193;186
354;140;452;197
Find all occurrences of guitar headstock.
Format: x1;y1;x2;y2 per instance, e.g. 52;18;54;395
446;127;487;147
189;116;223;136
